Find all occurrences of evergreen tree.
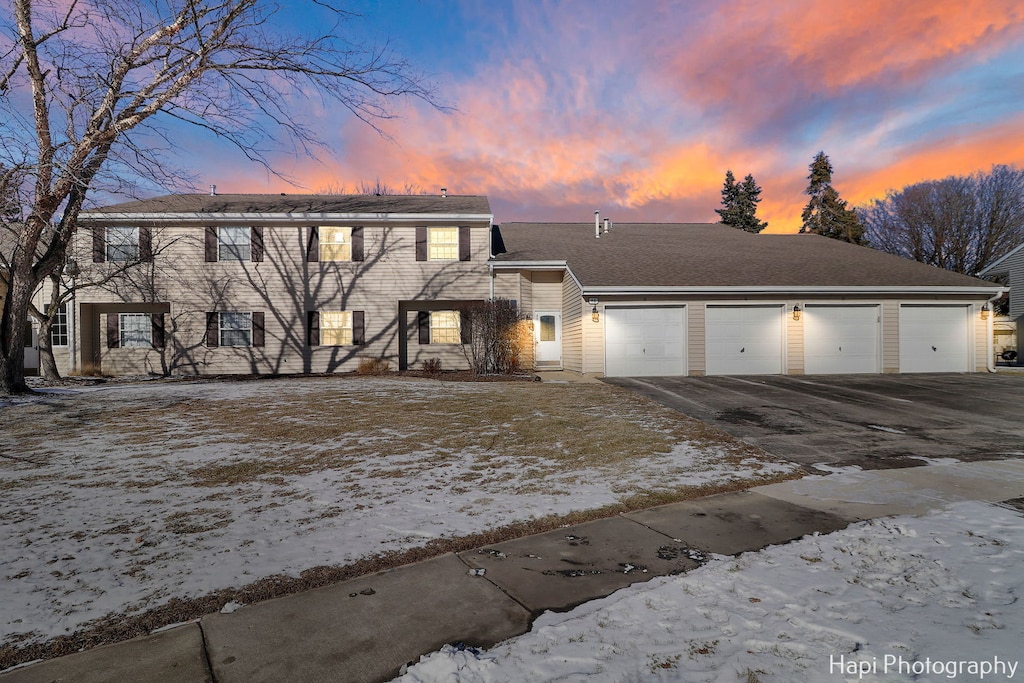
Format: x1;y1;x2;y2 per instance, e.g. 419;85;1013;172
800;151;865;244
716;170;768;233
715;170;740;224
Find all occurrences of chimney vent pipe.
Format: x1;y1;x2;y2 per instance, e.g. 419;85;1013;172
595;211;601;238
209;184;217;196
603;218;610;233
441;187;447;197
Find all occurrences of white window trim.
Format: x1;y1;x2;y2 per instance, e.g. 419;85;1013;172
219;227;251;261
320;311;354;346
430;310;461;344
106;226;140;262
320;227;352;262
119;312;152;348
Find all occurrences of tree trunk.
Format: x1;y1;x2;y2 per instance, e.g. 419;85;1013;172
1;296;32;395
38;317;60;381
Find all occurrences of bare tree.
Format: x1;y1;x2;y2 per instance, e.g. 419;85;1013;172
0;0;444;394
460;298;527;375
316;179;426;195
862;165;1024;275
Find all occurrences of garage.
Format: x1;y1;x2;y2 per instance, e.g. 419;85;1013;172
604;306;686;377
705;305;784;375
804;304;881;374
898;304;971;373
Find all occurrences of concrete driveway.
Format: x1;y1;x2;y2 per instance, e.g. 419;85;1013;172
605;373;1024;471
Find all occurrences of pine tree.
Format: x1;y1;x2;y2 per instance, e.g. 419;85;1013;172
734;174;768;233
800;151;865;244
715;170;740;225
716;170;767;233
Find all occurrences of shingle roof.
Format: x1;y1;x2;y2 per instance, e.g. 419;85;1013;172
493;222;1000;289
83;194;491;216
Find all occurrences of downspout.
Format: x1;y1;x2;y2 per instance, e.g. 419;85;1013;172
489;262;494;300
986;291;1003;373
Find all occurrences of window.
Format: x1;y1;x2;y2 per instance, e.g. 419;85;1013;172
320;311;353;345
106;227;139;262
49;303;69;346
220;312;253;347
428;227;459;260
119;313;152;348
430;310;461;344
539;315;556;342
219;227;251;261
320;227;352;262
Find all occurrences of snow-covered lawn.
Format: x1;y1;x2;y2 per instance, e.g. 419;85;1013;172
0;376;794;659
397;500;1024;682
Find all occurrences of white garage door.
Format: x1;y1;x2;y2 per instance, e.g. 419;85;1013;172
705;305;784;375
605;307;686;377
899;305;971;373
804;305;880;374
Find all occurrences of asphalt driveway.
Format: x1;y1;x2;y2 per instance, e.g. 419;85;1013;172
605;373;1024;471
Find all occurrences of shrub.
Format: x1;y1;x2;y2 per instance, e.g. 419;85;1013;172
459;298;528;375
421;358;443;375
356;358;391;375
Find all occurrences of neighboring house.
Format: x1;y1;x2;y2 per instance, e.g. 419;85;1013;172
979;244;1024;362
33;196;1006;378
43;192;494;376
490;221;1004;376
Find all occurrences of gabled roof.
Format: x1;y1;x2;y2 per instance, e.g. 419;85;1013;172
80;193;491;217
493;222;1001;291
978;243;1024;277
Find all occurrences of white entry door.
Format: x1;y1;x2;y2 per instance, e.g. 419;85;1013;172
604;306;686;377
899;305;971;373
534;311;562;364
804;305;881;374
705;305;784;375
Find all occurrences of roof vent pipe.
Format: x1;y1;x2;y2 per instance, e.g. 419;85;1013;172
209;184;217;196
603;217;610;234
441;187;447;197
595;210;601;238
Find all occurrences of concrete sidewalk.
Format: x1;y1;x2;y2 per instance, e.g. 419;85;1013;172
5;459;1024;683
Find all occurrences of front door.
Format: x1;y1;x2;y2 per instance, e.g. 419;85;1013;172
534;312;562;365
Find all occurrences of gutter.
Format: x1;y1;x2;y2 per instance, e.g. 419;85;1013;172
77;212;495;224
581;285;1008;297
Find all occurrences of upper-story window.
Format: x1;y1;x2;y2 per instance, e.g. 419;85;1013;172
219;227;251;261
106;227;139;261
320;227;352;262
205;227;264;262
428;227;459;260
93;227;152;263
416;226;470;262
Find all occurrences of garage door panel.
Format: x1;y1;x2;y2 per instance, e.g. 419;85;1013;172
706;305;784;375
805;305;880;374
899;305;970;373
605;307;685;377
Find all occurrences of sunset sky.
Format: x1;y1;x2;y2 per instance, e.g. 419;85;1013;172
196;0;1024;232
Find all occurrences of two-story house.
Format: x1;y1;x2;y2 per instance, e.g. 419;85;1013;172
58;192;494;376
34;192;1005;378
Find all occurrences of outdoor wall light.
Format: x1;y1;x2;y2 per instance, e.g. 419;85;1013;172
792;304;802;321
981;303;990;320
592;305;600;323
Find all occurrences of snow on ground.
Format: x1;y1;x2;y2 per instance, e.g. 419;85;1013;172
396;500;1024;683
0;377;793;649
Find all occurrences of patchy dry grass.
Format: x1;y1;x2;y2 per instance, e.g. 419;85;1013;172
0;376;797;671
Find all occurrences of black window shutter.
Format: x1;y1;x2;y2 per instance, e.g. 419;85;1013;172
418;311;430;344
93;227;106;263
353;311;365;345
204;227;218;262
151;313;166;350
251;227;264;262
306;227;319;263
140;227;153;262
352;227;364;262
205;312;219;347
415;227;427;261
307;311;320;346
252;311;265;347
459;226;471;261
460;310;471;344
107;313;120;349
